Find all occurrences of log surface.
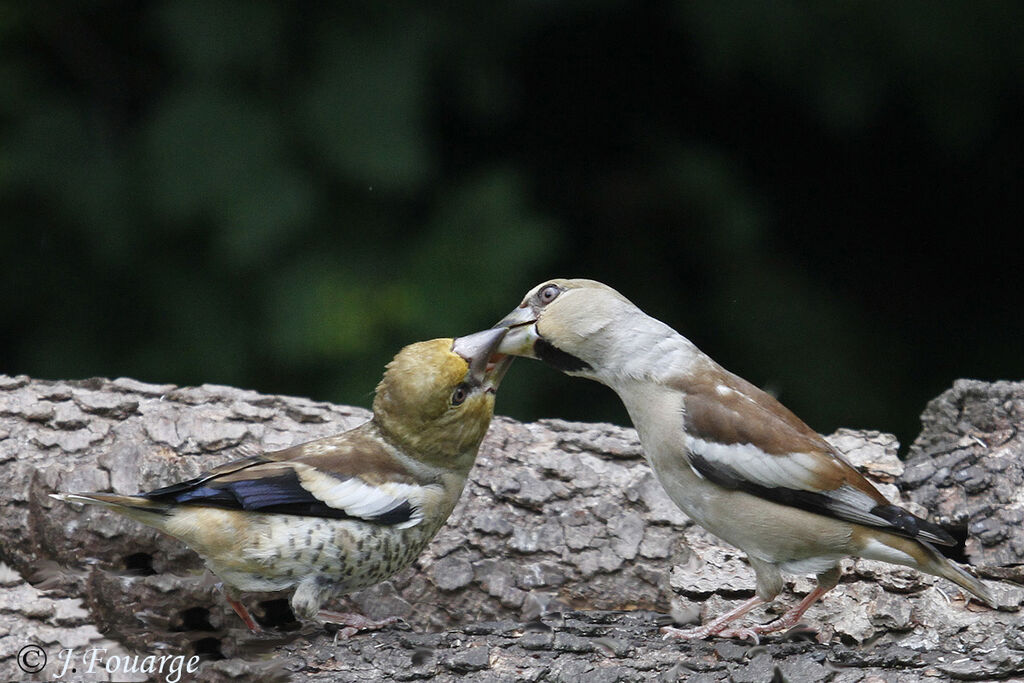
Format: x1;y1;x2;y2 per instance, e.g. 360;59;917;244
1;375;1022;681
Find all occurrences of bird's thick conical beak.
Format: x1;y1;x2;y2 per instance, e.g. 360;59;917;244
451;328;514;392
492;305;540;359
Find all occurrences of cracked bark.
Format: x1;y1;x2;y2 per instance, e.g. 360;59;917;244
1;375;1022;681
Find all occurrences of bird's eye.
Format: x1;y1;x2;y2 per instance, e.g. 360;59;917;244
538;284;561;304
451;385;469;406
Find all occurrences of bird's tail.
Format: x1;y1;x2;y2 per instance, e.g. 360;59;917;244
922;541;996;607
51;492;171;528
863;531;996;607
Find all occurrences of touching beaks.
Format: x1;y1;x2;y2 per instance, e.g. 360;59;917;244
451;328;514;392
492;305;540;360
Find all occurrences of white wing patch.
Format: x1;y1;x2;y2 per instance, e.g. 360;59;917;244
689;438;828;492
689;437;849;495
714;384;734;397
687;438;901;529
294;464;433;529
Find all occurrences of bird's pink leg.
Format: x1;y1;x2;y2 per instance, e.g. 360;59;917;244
224;593;262;633
736;581;834;637
661;595;765;643
318;610;402;640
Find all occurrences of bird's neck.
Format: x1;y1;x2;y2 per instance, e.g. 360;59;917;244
365;419;477;482
587;315;700;388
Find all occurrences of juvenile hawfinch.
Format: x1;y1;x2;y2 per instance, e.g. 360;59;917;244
494;279;992;641
54;329;511;636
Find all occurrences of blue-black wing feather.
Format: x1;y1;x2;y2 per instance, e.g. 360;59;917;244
142;462;413;524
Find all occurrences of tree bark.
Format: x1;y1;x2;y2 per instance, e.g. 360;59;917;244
0;375;1021;681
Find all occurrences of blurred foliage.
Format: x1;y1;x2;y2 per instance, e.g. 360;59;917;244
1;1;1022;448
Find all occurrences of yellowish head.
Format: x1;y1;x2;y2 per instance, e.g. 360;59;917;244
372;329;511;469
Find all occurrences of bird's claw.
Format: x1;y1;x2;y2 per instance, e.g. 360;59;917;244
332;627;359;644
715;627;760;645
665;622;768;646
661;624;762;645
319;611;403;643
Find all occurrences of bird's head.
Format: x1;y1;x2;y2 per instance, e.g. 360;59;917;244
373;328;512;468
493;279;642;382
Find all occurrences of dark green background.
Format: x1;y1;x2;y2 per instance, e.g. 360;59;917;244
3;2;1022;449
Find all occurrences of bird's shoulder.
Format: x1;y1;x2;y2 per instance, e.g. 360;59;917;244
666;357;883;498
264;423;430;486
673;359;826;452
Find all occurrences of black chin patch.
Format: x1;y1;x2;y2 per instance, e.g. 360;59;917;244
535;338;592;373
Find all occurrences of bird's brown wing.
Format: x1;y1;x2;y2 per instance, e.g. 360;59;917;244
675;364;955;546
141;426;434;528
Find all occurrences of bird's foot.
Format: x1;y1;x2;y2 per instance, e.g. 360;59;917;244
661;624;759;644
668;581;828;642
660;595;766;643
743;614;812;639
319;611;402;642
